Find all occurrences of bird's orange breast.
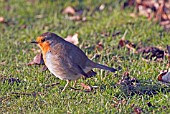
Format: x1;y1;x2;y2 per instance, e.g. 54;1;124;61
36;39;51;64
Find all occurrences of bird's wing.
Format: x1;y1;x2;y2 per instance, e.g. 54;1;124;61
50;43;89;77
67;43;89;69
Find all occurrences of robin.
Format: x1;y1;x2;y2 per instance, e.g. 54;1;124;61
31;32;117;92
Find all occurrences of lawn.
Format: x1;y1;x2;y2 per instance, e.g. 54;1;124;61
0;0;170;113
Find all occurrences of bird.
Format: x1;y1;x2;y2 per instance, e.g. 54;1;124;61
31;32;117;92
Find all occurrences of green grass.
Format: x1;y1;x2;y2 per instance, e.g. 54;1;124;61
1;0;170;113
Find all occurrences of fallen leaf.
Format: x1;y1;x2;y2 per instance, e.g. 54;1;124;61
99;4;105;11
160;20;170;26
81;83;93;92
118;39;126;48
125;41;136;53
96;41;104;51
118;30;129;48
122;0;170;30
62;6;75;15
137;46;164;60
28;53;45;65
65;33;79;45
0;17;5;23
138;5;149;17
111;97;127;108
118;39;136;52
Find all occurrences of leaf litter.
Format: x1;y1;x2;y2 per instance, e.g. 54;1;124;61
62;6;86;21
122;0;170;31
118;31;165;61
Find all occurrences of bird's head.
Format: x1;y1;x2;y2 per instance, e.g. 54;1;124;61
31;32;62;53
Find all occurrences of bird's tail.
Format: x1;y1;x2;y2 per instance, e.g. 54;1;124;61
90;61;117;72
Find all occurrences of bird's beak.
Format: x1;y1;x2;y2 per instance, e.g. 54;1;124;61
31;41;38;44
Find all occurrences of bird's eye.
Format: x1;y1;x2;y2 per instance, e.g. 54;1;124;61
41;38;46;42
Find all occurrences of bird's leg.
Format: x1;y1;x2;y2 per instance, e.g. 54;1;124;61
73;80;77;88
62;80;70;92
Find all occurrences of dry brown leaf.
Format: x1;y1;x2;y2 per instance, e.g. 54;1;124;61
138;5;151;17
62;6;75;15
99;4;105;11
65;33;79;45
118;39;136;52
96;41;104;51
123;0;170;30
81;83;93;92
160;20;170;26
0;17;5;23
118;39;126;48
161;13;169;20
125;43;136;53
137;46;164;60
118;30;128;48
28;53;44;65
111;97;127;108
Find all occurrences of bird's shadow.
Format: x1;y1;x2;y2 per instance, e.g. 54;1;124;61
113;78;170;96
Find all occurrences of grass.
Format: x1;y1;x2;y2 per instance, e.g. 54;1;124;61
0;0;170;113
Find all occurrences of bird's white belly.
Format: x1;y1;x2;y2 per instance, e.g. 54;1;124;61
45;52;84;80
45;52;63;79
45;52;93;80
